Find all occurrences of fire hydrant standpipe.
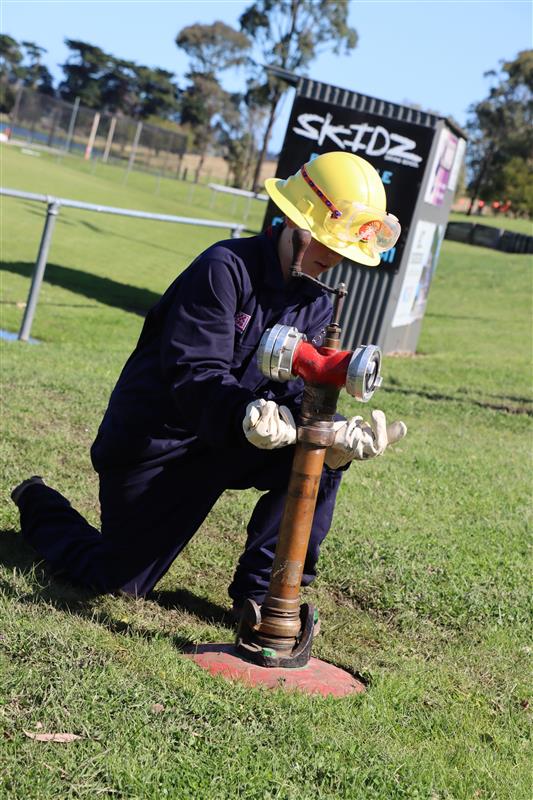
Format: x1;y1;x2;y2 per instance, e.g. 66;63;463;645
235;230;383;669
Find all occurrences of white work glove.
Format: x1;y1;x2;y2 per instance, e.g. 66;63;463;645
243;399;297;449
324;410;407;469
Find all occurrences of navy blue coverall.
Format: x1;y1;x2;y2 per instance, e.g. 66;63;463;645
18;228;344;603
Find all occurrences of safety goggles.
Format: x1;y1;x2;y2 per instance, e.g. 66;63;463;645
322;201;401;256
300;164;400;257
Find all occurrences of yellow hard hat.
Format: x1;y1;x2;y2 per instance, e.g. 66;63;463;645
264;152;400;267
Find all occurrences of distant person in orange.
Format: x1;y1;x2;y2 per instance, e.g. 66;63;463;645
477;200;485;216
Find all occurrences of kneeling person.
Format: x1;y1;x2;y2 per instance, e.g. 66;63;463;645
12;152;406;608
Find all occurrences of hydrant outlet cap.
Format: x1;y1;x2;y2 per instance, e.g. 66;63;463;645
346;345;382;402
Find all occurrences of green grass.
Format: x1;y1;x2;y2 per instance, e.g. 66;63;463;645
1;145;532;799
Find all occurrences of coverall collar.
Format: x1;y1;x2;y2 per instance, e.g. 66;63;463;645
262;225;327;299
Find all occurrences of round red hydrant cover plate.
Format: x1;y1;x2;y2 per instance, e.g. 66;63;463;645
184;644;365;698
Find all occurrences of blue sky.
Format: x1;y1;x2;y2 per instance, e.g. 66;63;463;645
2;0;531;152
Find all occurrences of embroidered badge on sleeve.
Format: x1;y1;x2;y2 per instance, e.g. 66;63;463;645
234;311;251;334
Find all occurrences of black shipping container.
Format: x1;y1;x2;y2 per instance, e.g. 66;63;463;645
266;75;467;354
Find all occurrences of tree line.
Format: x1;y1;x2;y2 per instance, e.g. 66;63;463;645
0;1;357;188
0;2;531;212
465;50;532;217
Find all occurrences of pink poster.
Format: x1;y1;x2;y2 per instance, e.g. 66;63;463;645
424;129;460;207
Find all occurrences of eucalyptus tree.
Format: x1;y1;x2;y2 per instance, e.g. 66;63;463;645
20;41;54;95
175;21;251;181
59;40;179;121
0;34;23;111
135;67;179;119
466;50;533;215
176;21;251;74
216;91;268;187
58;39;109;107
239;0;357;189
0;35;53;110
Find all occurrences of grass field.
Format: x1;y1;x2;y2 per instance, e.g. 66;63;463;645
1;144;532;799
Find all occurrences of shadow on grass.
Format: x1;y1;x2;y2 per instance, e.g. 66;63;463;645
2;261;161;316
425;311;496;322
153;588;233;627
383;385;533;416
22;202;77;226
77;219;196;261
0;529;235;651
0;530;371;679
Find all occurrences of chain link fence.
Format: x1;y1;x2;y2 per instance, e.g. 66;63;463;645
4;87;187;177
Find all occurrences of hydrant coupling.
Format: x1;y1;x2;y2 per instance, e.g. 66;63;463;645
257;324;382;402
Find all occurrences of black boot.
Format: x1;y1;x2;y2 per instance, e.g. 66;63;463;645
11;476;46;506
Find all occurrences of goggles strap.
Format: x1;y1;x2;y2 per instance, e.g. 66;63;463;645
301;164;342;219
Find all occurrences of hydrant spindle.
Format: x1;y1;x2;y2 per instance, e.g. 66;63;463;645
253;336;342;655
253;442;331;652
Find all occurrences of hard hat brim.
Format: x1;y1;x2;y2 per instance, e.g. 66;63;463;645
265;177;381;268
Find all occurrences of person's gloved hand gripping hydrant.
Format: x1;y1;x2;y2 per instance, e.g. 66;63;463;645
242;399;406;464
12;151;406;613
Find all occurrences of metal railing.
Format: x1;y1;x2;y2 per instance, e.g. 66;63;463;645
1;187;245;342
207;183;269;224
